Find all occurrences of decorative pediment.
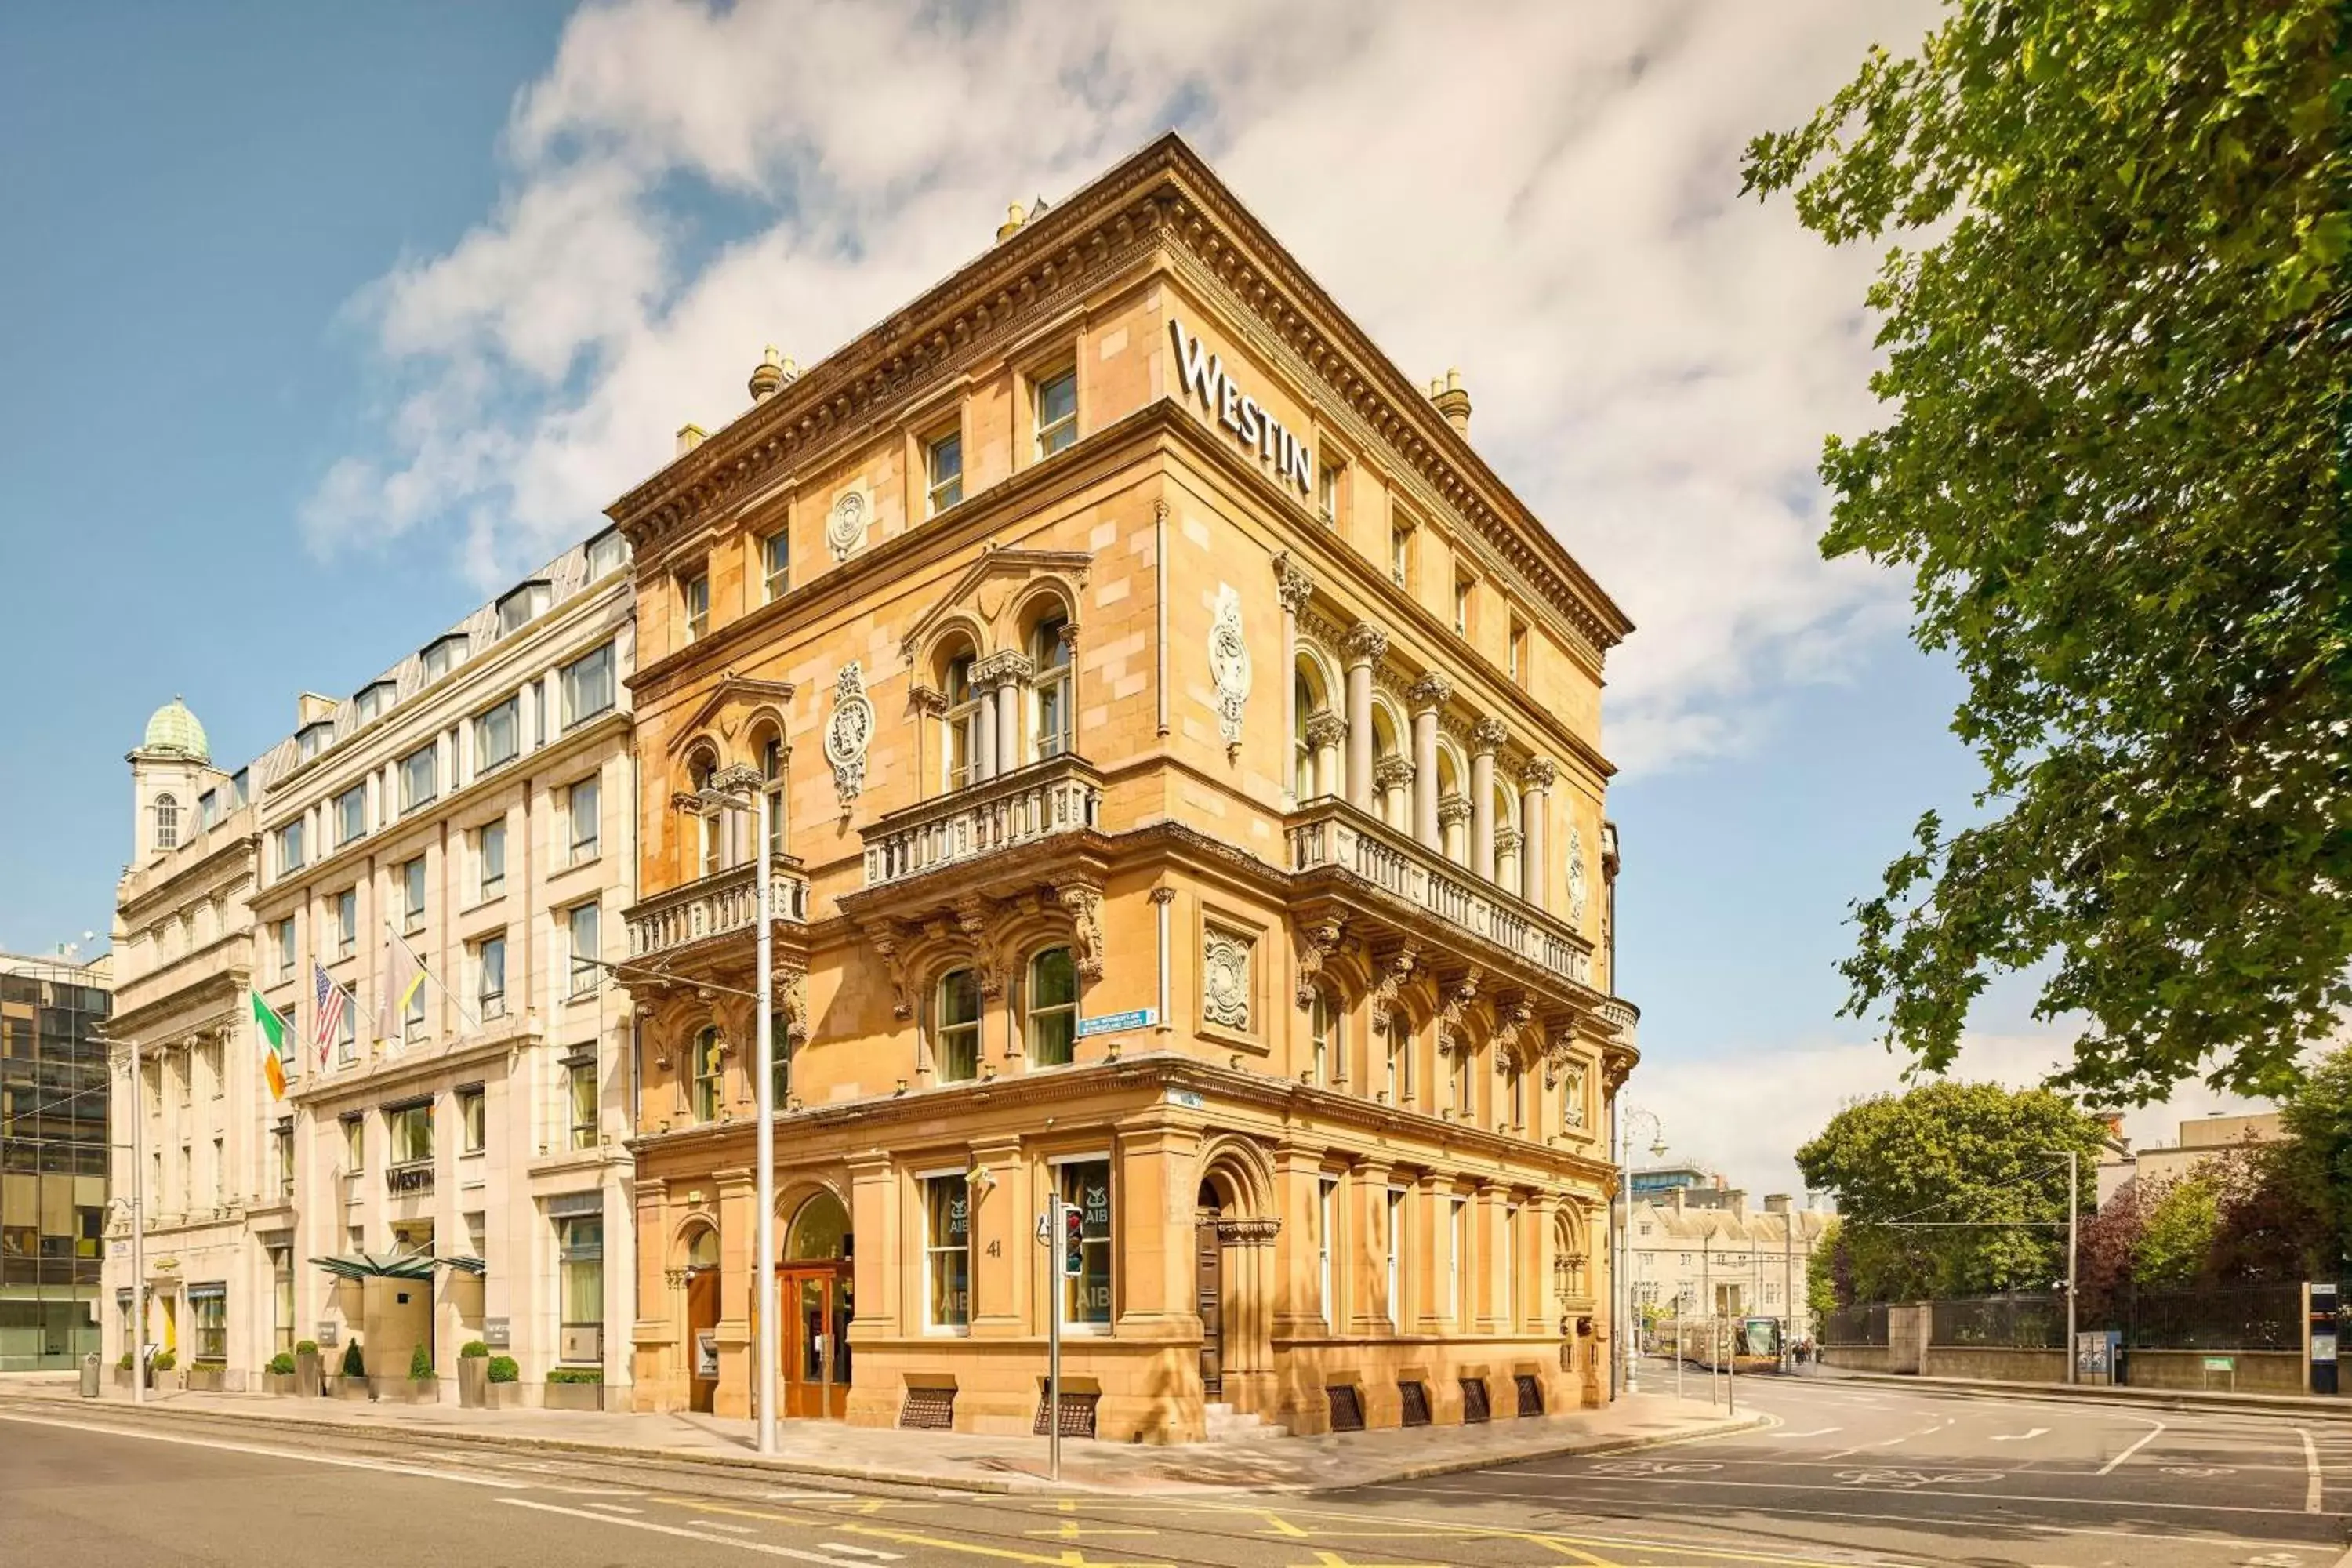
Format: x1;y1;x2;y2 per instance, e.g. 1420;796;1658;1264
664;672;797;757
898;546;1093;666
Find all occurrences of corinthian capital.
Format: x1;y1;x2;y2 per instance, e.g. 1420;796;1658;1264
1341;621;1389;667
1472;717;1508;754
1523;755;1558;790
1406;671;1451;712
1272;550;1316;615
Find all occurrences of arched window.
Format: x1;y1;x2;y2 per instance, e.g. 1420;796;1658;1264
687;752;722;877
1026;947;1076;1067
1308;988;1338;1086
944;651;981;791
786;1190;849;1261
154;794;180;851
761;735;786;862
691;1027;724;1122
768;1011;792;1108
935;969;980;1081
1293;670;1317;800
1032;616;1072;760
685;1225;720;1274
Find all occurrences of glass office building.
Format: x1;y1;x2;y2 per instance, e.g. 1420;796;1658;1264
0;953;111;1370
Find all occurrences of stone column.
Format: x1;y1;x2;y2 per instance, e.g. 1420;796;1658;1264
1341;622;1386;811
1521;758;1555;911
1438;794;1472;866
973;687;997;784
1348;1159;1393;1337
1305;711;1347;802
1274;554;1316;811
1271;1146;1327;1340
975;652;1030;779
1495;828;1524;900
1471;718;1504;882
1407;673;1449;849
1473;1183;1505;1334
712;1167;756;1420
968;1138;1026;1342
1374;755;1414;829
843;1153;898;1427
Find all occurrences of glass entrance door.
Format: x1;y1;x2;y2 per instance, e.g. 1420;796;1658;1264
780;1265;851;1419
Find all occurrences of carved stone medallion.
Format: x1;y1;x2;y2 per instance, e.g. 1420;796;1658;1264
824;662;875;814
825;488;869;561
1203;927;1253;1031
1208;583;1251;759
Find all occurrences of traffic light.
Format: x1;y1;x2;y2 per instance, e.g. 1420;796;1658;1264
1063;1203;1085;1279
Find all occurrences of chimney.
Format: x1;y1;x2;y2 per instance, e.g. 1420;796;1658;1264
296;692;336;726
676;423;707;457
996;201;1028;243
1729;1190;1748;1223
748;345;795;404
1671;1189;1686;1216
1429;368;1472;434
1764;1193;1791;1215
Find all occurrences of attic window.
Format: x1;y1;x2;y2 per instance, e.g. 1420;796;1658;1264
585;528;629;580
423;633;470;683
354;680;398;726
496;581;551;637
296;720;335;762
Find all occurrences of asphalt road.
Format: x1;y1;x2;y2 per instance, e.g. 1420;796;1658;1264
2;1372;2347;1568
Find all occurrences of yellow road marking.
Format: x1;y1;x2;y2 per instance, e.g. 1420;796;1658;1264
1289;1552;1454;1568
1021;1521;1160;1541
1530;1537;1622;1568
651;1497;1176;1568
1192;1499;1911;1568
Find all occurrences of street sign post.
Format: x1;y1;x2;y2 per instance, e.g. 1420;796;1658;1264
1042;1194;1071;1483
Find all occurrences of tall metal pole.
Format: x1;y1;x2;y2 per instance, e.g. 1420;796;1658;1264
1048;1194;1064;1484
2066;1149;2079;1386
129;1035;145;1406
753;785;779;1454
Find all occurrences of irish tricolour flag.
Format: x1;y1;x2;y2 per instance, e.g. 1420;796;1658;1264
251;989;290;1101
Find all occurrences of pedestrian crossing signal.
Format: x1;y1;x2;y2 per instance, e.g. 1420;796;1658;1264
1063;1204;1085;1279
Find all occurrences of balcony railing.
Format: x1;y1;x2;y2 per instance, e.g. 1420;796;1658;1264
1287;800;1593;989
386;1160;434;1196
626;862;811;961
862;757;1102;888
1595;996;1639;1047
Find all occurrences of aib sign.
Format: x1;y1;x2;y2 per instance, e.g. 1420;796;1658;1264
1170;318;1314;495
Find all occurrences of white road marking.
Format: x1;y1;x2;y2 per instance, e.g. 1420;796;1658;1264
0;1411;524;1490
818;1546;903;1562
2099;1418;2166;1475
586;1502;644;1515
1771;1426;1843;1439
1824;1435;1908;1460
1989;1428;2048;1442
497;1498;854;1563
2302;1428;2324;1513
693;1519;759;1534
1485;1466;2330;1517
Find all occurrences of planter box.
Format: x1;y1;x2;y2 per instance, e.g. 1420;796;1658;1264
295;1351;324;1399
263;1372;298;1396
151;1370;182;1395
331;1377;373;1402
111;1367;133;1392
185;1363;227;1393
372;1377;441;1404
486;1381;525;1410
542;1381;604;1412
458;1358;489;1410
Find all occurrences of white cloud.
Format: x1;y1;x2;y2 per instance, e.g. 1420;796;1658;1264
310;0;1945;771
1632;1031;2281;1203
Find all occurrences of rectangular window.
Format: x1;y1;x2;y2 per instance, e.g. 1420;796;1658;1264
274;1125;293;1200
1509;618;1529;684
761;528;791;601
191;1290;227;1362
1390;524;1411;589
341;1114;365;1176
1318;1178;1338;1321
387;1101;433;1167
458;1087;485;1156
924;429;964;515
558;1218;604;1363
586;528;628;580
681;570;710;643
1033;365;1077;458
1385;1189;1404;1326
568;1060;599;1150
475;935;506;1018
275;919;295;982
401;857;426;935
561;643;615;729
474;696;519;773
924;1175;972;1330
336;1001;356;1065
1317;456;1343;526
336;889;357;958
1448;1196;1467;1323
568;776;601;863
399;745;437;813
1025;947;1076;1067
405;973;426;1041
277;820;305;877
935;970;980;1083
477;820;506;900
1058;1159;1112;1327
567;902;601;997
335;786;367;846
272;1247;294;1356
1454;574;1473;637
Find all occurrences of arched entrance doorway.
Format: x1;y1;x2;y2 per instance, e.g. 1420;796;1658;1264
781;1191;852;1419
1194;1147;1279;1414
682;1225;720;1414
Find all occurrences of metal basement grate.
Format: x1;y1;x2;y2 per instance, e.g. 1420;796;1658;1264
1327;1384;1366;1432
1515;1374;1544;1417
899;1386;956;1430
1033;1390;1099;1437
1398;1380;1432;1427
1459;1377;1491;1424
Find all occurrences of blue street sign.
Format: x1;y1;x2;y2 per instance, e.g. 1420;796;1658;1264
1076;1007;1154;1037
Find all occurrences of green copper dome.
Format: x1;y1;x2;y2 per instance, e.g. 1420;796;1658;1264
141;697;210;763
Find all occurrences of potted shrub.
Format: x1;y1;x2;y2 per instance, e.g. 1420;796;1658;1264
486;1355;523;1410
263;1352;298;1396
334;1338;372;1401
543;1366;604;1413
186;1358;227;1393
379;1341;439;1404
457;1341;491;1409
149;1349;179;1394
294;1339;323;1398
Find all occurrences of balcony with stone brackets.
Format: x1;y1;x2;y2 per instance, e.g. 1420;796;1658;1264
623;859;811;968
859;756;1104;891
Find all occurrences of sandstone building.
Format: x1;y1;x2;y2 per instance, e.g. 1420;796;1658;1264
615;136;1639;1442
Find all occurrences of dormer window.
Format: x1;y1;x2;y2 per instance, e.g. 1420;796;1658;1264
229;769;249;808
495;580;551;637
422;633;470;684
585;528;629;581
354;680;397;726
197;790;220;830
296;720;334;762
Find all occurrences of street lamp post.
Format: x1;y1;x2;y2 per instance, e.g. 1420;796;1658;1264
2040;1147;2081;1384
679;766;778;1454
1613;1105;1665;1398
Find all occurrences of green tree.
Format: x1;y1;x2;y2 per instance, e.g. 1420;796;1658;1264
1806;1218;1846;1318
1797;1081;2107;1300
1744;1;2350;1104
2133;1174;2222;1285
2274;1045;2352;1269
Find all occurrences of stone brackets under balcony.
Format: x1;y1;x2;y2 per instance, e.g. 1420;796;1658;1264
624;861;811;971
860;756;1105;891
1287;799;1604;1009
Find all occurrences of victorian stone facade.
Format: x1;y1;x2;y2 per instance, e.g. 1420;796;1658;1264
617;136;1638;1443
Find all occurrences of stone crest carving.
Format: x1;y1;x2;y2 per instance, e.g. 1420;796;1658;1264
825;489;869;561
1203;927;1253;1031
1566;822;1589;931
824;662;875;815
1208;583;1251;759
1561;1062;1588;1128
1058;886;1105;981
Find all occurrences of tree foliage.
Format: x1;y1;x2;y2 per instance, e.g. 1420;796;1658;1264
1744;0;2351;1103
1797;1081;2107;1300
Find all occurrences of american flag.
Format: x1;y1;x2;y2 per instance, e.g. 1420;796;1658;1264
312;960;347;1069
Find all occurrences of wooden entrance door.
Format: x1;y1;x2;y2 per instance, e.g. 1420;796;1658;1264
1195;1221;1223;1401
782;1265;851;1419
686;1267;720;1414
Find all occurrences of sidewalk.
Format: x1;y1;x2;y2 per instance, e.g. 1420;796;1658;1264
0;1378;1759;1495
1814;1363;2352;1420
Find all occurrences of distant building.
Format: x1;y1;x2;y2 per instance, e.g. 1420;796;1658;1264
1;949;112;1372
1628;1163;1718;1199
1626;1189;1831;1338
2097;1111;2283;1208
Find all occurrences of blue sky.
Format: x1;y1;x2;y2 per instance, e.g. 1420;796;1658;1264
0;2;2259;1192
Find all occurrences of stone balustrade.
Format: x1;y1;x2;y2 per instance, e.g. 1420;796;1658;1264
862;757;1102;887
626;862;810;960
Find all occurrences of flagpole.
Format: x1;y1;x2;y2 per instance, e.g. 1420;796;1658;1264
386;924;485;1038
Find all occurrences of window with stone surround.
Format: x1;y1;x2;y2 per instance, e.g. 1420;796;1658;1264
934;969;980;1083
1025;947;1076;1067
